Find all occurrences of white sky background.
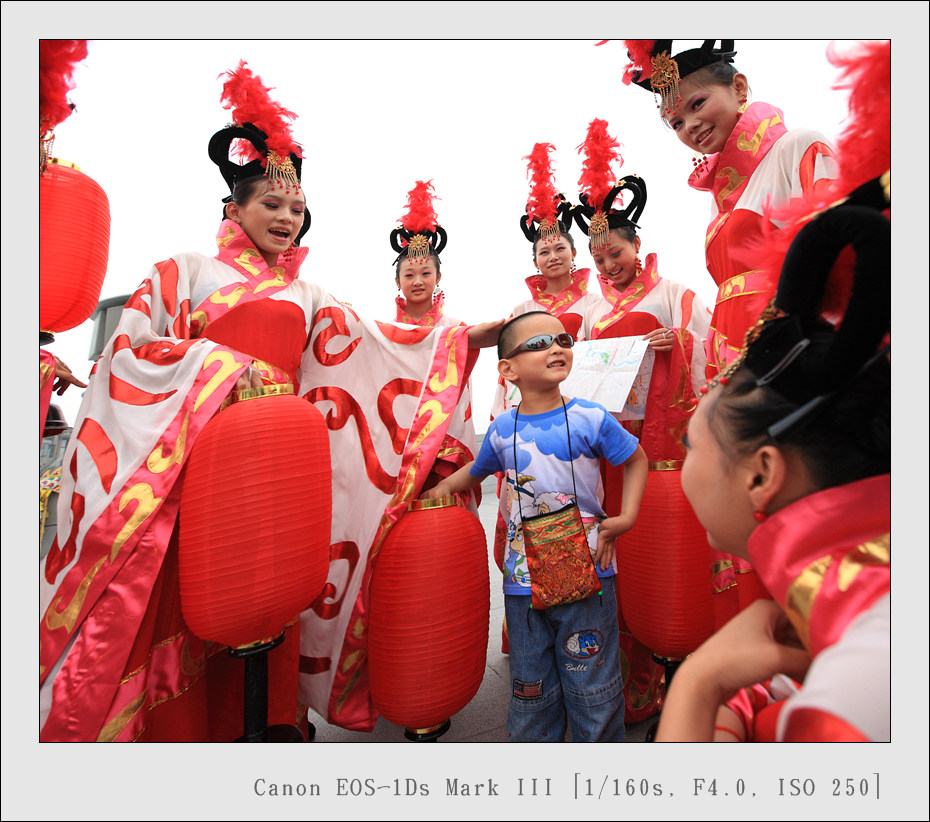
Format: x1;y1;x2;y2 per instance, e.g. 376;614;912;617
31;37;864;432
4;4;929;821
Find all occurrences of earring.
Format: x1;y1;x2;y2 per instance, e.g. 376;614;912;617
752;510;767;523
570;262;577;275
634;256;643;274
432;288;444;305
738;98;748;115
692;152;709;173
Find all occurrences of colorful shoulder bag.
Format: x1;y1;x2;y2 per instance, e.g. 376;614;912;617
514;400;602;610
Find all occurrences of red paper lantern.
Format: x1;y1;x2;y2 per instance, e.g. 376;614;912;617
178;389;332;648
39;159;110;335
615;465;716;660
368;497;489;731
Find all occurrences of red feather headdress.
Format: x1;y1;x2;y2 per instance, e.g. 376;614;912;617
391;180;446;263
577;119;624;251
523;143;561;243
217;60;301;189
620;40;656;87
751;41;890;331
828;39;890;199
39;40;88;170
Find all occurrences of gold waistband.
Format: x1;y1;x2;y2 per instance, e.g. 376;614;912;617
219;382;294;410
648;459;683;471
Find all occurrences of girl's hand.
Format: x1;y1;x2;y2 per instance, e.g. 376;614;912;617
421;482;451;500
467;319;507;349
230;364;263;397
642;327;676;353
655;600;811;741
684;600;810;701
53;357;88;395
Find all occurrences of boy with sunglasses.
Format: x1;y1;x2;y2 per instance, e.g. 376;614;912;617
424;311;647;741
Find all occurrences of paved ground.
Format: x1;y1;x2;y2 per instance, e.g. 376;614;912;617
307;477;656;743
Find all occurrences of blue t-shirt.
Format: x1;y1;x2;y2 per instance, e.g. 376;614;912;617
472;398;639;595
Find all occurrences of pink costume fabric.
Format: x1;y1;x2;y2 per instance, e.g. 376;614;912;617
688;101;837;380
726;474;890;741
39;219;478;740
39;348;57;441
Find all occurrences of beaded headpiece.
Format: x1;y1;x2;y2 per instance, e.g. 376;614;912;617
390;180;447;265
572;119;646;252
39;40;88;172
208;60;310;243
519;142;573;245
622;40;737;118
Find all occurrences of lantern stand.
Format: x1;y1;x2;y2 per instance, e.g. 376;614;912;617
230;634;306;743
643;654;684;742
403;719;451;742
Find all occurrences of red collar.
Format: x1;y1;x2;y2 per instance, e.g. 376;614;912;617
395;291;445;326
687;101;789;214
214;218;308;283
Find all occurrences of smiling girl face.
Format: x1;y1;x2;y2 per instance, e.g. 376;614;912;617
665;70;749;156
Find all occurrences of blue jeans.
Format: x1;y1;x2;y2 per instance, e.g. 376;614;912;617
504;576;625;742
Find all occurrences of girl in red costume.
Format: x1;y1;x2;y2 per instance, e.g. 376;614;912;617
38;62;501;741
389;180;479;499
511;143;603;342
657;171;890;741
618;39;837;619
621;39;838;382
391;180;463;329
572;118;712;724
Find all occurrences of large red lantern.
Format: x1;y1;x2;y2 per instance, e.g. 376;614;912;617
178;388;332;648
615;464;716;660
39;159;110;337
368;496;489;738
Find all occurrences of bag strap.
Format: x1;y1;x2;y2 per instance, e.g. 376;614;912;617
513;398;578;522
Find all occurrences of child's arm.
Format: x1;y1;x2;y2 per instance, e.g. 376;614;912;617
594;443;647;570
421;460;486;500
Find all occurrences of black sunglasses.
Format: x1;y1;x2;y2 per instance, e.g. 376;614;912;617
504;332;575;359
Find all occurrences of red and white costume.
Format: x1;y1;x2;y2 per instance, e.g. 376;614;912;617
39;220;478;740
393;291;476;489
689;102;837;380
725;474;890;741
590;253;711;721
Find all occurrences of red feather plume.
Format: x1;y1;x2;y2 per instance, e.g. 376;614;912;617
523;143;559;227
39;40;88;133
399;180;439;234
828;39;890;198
752;40;890;329
621;40;656;86
218;60;301;163
577;119;623;210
